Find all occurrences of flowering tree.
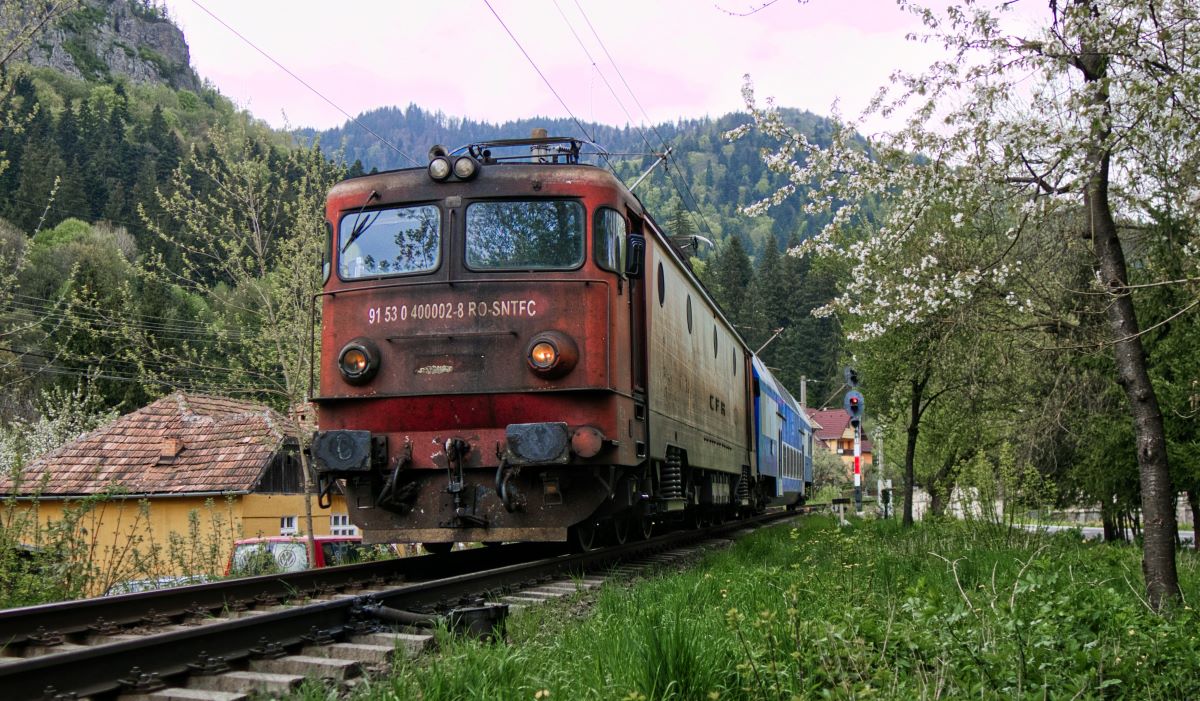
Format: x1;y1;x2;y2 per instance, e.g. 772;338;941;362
735;0;1200;608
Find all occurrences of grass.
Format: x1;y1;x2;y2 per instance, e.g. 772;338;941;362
317;516;1199;700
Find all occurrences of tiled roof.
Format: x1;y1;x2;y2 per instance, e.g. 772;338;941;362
809;408;874;452
809;409;852;440
1;393;288;496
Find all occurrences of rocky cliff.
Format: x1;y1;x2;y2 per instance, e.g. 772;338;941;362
18;0;201;91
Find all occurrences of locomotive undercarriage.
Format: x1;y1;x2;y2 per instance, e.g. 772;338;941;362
314;428;763;548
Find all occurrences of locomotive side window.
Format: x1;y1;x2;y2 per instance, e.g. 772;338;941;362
322;220;333;283
593;207;627;275
657;262;666;306
339;205;440;279
466;200;584;270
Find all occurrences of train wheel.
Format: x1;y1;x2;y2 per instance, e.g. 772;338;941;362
636;516;654;540
612;516;631;545
422;542;453;554
570;521;597;552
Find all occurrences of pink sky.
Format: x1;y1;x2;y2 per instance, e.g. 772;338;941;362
163;0;941;134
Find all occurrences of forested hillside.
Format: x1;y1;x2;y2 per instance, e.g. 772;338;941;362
1;2;344;437
0;2;847;433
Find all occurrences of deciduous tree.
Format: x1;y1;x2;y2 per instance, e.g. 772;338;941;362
735;0;1199;608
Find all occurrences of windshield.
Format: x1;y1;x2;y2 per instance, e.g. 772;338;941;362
339;204;440;279
466;200;584;270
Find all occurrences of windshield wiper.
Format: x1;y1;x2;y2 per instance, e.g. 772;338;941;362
341;190;381;253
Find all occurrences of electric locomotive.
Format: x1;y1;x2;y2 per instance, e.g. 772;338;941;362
310;135;812;550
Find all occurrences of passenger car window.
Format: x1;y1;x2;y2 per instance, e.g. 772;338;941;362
593;207;627;274
339;204;440;279
466;200;584;270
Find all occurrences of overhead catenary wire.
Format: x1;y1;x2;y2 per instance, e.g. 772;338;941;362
551;0;657;157
0;358;278;396
570;0;671;152
3;304;249;346
481;0;615;172
6;293;249;337
0;342;283;392
567;0;720;246
188;0;421;168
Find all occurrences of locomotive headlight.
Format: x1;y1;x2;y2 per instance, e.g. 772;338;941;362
525;331;578;378
428;156;452;181
452;155;480;180
342;348;369;374
338;338;380;384
530;341;557;369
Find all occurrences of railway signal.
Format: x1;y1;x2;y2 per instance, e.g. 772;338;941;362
842;384;866;512
843;390;864;427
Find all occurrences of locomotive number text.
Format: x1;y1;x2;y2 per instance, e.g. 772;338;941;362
366;299;538;325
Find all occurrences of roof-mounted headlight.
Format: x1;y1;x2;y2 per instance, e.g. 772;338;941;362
428;144;452;182
453;155;479;180
428;156;452;181
338;338;380;384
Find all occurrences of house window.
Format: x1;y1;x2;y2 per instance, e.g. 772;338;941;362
280;515;298;535
330;513;358;536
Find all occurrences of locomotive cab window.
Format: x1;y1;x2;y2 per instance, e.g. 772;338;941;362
593;207;627;275
339;204;440;279
466;199;584;270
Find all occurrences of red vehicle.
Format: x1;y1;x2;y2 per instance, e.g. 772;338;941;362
311;135;807;552
226;536;388;575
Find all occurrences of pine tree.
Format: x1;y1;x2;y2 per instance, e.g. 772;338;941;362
708;235;754;331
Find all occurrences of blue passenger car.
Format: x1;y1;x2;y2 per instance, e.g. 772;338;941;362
751;357;813;507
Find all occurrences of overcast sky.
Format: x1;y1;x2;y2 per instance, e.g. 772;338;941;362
162;0;943;136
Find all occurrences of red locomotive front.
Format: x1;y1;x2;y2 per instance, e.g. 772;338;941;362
311;139;649;547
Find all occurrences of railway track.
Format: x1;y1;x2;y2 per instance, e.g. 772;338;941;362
0;511;795;700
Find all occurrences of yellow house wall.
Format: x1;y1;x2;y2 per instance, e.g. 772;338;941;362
239;493;350;538
8;492;349;595
13;495;243;595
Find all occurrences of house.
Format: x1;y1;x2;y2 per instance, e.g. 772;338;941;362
0;393;352;587
808;408;874;477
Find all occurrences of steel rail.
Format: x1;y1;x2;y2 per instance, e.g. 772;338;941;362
0;511;793;699
0;543;557;647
